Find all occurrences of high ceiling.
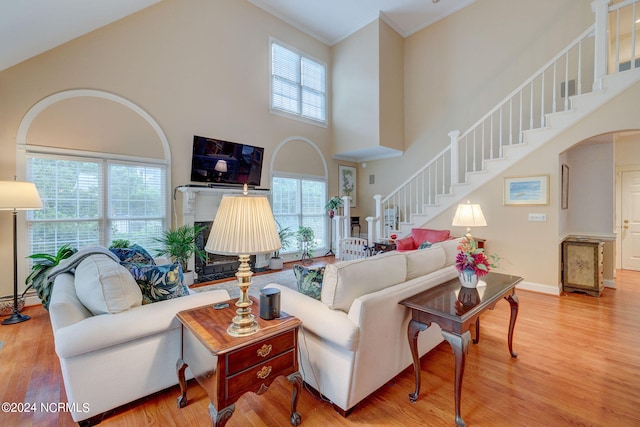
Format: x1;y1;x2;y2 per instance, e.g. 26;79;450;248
0;0;474;72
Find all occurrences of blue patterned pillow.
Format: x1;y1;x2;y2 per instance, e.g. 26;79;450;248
418;240;432;249
293;264;325;300
122;262;188;304
110;244;155;265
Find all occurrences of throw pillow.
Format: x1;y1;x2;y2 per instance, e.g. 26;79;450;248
75;254;143;315
418;240;432;249
293;264;325;300
123;262;188;304
109;244;156;265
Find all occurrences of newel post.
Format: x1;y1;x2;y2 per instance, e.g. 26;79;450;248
591;0;610;91
449;130;460;188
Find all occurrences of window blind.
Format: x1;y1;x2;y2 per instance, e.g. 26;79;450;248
26;153;166;256
271;41;326;123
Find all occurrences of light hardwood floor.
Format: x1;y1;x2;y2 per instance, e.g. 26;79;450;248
1;269;639;427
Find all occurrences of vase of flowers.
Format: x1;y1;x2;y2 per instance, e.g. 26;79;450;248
455;236;498;288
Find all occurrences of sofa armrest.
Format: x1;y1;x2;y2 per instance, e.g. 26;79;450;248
395;236;415;251
265;284;359;352
53;289;230;359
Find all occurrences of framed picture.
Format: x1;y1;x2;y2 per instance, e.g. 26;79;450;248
561;164;569;210
503;175;549;206
339;165;356;207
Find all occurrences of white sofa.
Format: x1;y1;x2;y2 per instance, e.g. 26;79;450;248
49;255;230;425
264;237;462;415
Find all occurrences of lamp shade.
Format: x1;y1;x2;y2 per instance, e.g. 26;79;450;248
452;202;487;228
214;160;228;173
0;181;43;210
205;194;281;255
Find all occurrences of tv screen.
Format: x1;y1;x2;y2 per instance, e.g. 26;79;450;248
190;135;264;187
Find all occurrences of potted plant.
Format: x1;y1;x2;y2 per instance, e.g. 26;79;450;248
325;196;343;218
154;224;206;286
296;225;317;264
23;244;77;311
455;236;500;288
269;222;295;270
109;239;131;249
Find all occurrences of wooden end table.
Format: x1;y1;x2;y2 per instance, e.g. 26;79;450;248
399;272;522;427
176;296;302;427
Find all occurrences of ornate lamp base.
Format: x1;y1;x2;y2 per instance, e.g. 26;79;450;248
227;254;259;337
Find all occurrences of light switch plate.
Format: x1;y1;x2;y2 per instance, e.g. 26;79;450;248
528;213;546;222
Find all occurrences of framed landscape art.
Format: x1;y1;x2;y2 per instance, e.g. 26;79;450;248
339;165;356;207
503;175;549;206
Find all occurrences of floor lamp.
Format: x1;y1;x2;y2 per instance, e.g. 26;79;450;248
205;184;281;337
0;180;43;325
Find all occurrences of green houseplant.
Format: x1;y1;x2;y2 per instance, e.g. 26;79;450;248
296;225;317;264
269;222;295;270
154;224;207;285
24;244;77;310
325;196;343;218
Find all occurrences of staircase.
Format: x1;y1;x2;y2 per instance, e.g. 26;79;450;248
371;0;640;241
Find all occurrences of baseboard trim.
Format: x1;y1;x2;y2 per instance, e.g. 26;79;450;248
517;281;560;295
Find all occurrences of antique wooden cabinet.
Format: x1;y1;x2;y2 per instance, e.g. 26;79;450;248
562;238;604;297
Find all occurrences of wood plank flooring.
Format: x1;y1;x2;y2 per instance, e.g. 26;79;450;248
1;268;638;427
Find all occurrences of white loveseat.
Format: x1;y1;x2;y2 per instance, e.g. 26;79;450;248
48;254;229;425
264;237;462;415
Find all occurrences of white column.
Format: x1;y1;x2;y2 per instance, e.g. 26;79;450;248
366;216;376;244
341;196;351;238
591;0;610;91
333;216;341;258
373;194;382;242
449;130;460;187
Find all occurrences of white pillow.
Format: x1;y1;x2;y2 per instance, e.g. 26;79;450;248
74;254;142;315
404;245;446;281
321;252;407;313
433;237;463;267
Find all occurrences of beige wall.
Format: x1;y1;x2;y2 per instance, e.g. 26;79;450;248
0;0;336;296
378;19;404;153
359;0;595;215
332;20;380;154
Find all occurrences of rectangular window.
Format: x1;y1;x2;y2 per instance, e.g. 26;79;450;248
26;153;166;256
272;175;326;252
271;40;326;124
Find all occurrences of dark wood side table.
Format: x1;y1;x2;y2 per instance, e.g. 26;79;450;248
373;240;396;253
176;297;302;427
399;272;522;427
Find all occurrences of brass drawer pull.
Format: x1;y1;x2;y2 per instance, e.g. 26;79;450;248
257;344;272;358
257;365;272;380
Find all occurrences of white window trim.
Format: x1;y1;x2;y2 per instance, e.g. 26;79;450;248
269;37;329;128
14;89;172;294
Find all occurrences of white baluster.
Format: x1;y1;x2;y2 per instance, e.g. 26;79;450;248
592;0;609;90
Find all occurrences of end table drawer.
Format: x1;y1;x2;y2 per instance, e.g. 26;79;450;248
226;330;295;375
226;348;296;400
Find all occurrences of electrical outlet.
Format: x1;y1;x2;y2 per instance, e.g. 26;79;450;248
528;213;546;222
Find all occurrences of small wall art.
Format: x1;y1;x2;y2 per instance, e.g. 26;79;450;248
339;165;356;207
503;175;549;206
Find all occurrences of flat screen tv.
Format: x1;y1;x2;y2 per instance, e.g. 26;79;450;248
190;135;264;187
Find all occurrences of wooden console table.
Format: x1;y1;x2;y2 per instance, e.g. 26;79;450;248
399;272;522;427
176;297;302;427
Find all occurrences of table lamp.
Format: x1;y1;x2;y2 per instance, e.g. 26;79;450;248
0;180;43;325
205;184;281;337
451;200;487;240
214;160;227;181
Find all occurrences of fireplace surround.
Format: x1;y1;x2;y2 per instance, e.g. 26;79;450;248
176;185;269;283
